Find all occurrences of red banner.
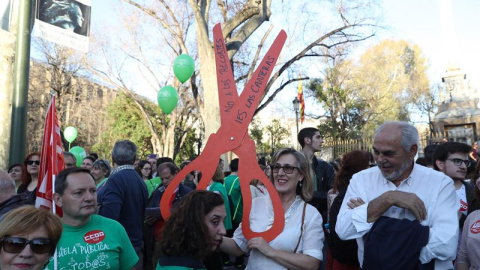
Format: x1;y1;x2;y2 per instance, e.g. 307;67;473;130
36;95;64;216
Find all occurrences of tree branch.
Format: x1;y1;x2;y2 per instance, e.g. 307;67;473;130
246;24;273;82
255;77;309;115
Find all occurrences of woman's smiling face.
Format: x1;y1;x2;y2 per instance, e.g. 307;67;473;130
272;153;303;196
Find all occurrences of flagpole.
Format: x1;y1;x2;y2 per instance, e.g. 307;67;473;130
51;93;56;216
53;174;58;270
50;92;58;270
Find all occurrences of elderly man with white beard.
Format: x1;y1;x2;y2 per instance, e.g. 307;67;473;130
336;121;458;270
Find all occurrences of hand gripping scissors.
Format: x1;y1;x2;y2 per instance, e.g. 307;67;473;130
160;23;287;242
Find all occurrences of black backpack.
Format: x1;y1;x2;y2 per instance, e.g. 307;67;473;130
328;189;360;267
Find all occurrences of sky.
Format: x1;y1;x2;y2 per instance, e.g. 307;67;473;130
379;0;480;87
87;0;480;119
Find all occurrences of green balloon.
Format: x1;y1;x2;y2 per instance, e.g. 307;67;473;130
157;86;179;114
173;54;195;83
64;126;78;143
70;146;86;167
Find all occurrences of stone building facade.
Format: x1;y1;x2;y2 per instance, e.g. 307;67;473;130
433;65;480;143
27;61;117;153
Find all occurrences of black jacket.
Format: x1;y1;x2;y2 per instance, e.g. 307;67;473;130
0;193;30;220
363;216;434;270
308;156;335;225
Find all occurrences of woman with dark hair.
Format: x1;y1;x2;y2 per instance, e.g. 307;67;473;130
136;160;161;197
326;150;371;270
17;152;41;204
136;160;152;180
457;162;480;269
208;165;232;232
81;156;96;171
205;167;232;270
0;205;63;270
8;163;24;190
156;190;226;269
220;148;323;270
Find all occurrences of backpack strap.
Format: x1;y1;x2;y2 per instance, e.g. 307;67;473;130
228;177;239;196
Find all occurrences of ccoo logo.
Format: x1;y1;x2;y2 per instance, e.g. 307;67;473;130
470;220;480;234
84;230;105;244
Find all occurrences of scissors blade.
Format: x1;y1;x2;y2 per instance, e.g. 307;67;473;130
213;24;239;127
225;30;287;138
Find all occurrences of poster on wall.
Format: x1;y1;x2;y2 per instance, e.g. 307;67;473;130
0;0;12;31
34;0;91;52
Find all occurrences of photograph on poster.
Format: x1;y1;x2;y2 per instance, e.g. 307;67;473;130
37;0;90;36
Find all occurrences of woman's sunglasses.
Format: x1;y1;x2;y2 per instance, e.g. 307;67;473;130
0;237;53;254
26;160;40;166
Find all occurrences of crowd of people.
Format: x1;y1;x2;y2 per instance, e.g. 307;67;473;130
0;121;480;269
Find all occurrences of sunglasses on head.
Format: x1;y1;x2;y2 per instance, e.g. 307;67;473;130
26;160;40;166
0;237;53;254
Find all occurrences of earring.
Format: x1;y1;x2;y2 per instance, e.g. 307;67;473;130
299;181;303;187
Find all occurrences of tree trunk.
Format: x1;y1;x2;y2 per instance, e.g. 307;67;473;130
193;21;220;137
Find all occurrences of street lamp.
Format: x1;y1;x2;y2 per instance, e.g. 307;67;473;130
292;97;300;148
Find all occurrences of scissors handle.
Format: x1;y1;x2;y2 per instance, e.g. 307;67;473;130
160;135;225;219
235;139;284;242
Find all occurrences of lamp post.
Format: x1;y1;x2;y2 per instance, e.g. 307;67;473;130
292;97;300;149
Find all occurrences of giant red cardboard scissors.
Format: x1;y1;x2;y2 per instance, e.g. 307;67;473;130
161;23;287;242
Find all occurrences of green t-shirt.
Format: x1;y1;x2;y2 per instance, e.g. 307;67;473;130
209;182;232;230
145;177;162;197
96;178;108;189
156;254;206;270
224;174;242;224
47;215;138;270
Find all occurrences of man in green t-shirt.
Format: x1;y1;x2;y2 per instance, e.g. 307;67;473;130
48;167;138;270
224;158;242;225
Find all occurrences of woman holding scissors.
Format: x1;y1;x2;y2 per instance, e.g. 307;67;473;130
220;148;324;270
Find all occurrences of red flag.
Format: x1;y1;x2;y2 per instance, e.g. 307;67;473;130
36;95;64;216
298;76;305;123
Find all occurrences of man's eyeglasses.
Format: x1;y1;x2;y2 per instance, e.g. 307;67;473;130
0;237;53;254
26;160;40;166
446;158;471;167
271;164;299;174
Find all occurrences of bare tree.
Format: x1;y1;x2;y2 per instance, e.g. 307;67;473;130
89;0;377;156
86;5;200;158
30;38;85;126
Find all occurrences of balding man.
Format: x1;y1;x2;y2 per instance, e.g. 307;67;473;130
0;169;30;219
63;151;77;168
336;121;458;269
